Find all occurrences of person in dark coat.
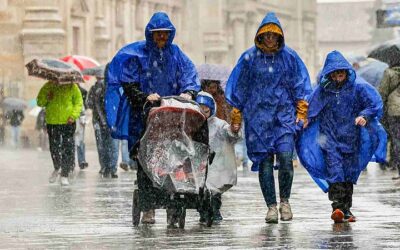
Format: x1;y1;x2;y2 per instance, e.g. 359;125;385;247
87;76;119;178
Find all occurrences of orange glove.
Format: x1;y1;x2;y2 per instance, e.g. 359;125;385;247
296;100;308;121
230;108;242;125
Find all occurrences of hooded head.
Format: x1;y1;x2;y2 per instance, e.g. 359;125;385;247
254;12;285;54
196;91;216;118
145;12;176;49
319;50;356;89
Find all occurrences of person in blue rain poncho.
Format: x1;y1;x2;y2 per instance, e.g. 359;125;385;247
302;50;385;223
105;12;200;224
225;12;311;224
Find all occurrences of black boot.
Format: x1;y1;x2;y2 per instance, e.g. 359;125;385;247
328;183;346;223
343;182;356;222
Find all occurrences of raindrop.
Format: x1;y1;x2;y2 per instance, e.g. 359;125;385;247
244;54;250;61
153;61;158;67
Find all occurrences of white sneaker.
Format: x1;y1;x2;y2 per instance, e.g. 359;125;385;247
279;201;293;221
265;205;279;224
49;170;59;183
60;177;69;186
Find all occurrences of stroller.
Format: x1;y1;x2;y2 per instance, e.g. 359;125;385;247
132;96;214;228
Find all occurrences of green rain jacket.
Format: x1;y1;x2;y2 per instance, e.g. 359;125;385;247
36;81;83;125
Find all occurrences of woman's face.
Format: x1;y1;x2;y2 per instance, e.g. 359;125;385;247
261;32;279;48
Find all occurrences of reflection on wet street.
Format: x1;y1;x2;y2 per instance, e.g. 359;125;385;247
1;148;400;249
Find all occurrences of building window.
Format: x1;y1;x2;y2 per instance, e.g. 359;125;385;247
73;26;80;55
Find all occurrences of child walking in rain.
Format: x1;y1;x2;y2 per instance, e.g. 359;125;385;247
196;91;242;222
305;50;384;223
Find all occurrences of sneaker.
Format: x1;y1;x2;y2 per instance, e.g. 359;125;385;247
331;209;344;223
49;170;59;183
392;175;400;180
60;177;69;186
111;173;118;178
213;209;223;222
79;162;89;169
141;209;155;224
265;205;278;224
344;210;356;222
119;162;129;171
279;201;293;221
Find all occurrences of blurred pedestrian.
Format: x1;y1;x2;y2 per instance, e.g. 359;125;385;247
37;81;83;186
225;12;311;224
5;109;24;148
379;67;400;179
87;76;119;178
35;108;48;151
75;84;89;170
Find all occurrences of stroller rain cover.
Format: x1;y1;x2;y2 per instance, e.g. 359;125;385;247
138;97;209;194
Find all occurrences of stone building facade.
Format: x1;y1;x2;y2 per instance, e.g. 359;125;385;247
0;0;317;145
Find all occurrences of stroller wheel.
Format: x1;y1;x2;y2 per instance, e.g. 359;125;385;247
178;208;186;229
132;190;141;226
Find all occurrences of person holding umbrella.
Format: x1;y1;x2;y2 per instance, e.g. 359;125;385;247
225;12;311;223
36;81;83;186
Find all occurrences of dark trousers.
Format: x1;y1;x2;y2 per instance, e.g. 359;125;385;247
387;116;400;174
47;123;76;177
259;152;294;206
328;182;353;212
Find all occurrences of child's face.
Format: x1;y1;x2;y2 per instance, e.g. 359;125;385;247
200;105;211;118
205;82;218;95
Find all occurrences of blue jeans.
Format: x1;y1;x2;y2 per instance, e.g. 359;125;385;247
10;126;20;148
121;139;134;166
259;152;294;206
94;125;119;173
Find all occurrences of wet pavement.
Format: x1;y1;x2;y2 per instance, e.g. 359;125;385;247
0;148;400;249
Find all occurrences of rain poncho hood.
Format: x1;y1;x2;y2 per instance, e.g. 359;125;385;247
297;51;386;190
254;13;285;53
105;12;200;146
225;12;311;170
196;91;216;117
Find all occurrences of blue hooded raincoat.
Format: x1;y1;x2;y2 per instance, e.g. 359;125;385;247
297;50;387;190
224;12;311;171
105;12;200;147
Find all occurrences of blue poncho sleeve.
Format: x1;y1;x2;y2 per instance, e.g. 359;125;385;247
225;52;251;111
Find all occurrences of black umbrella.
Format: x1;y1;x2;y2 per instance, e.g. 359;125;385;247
196;64;231;90
1;97;27;111
81;65;106;78
368;39;400;67
25;58;84;84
